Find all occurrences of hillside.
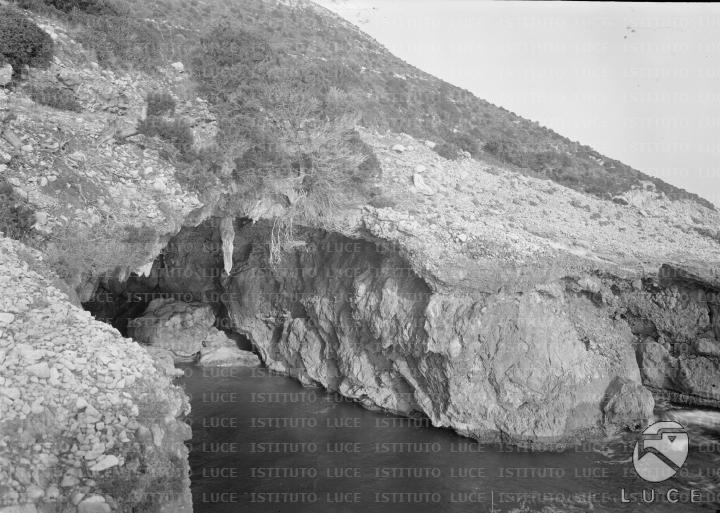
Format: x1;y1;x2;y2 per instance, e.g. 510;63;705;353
2;1;720;512
17;0;715;209
7;0;714;211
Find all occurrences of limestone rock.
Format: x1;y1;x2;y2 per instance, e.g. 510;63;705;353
127;299;215;362
199;330;260;367
210;224;652;442
219;217;235;275
602;376;654;430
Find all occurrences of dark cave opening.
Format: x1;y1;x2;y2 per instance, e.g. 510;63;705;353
81;216;255;351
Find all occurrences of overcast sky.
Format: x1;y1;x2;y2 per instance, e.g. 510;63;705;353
316;0;720;206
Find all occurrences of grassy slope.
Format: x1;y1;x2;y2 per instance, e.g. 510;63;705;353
14;0;715;210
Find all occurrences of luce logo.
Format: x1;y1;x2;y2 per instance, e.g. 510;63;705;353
632;421;689;482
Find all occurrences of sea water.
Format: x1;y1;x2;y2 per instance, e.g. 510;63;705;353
181;365;720;512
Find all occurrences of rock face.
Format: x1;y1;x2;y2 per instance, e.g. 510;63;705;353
151;220;653;443
618;263;720;407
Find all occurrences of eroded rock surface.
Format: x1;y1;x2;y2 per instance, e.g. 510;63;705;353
127;298;215;362
198;330;260;367
616;263;720;407
144;220;654;443
128;297;259;368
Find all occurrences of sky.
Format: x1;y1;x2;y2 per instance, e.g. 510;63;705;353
316;1;720;206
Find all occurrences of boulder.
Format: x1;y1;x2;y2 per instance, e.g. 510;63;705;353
170;62;185;73
602;376;654;430
198;330;260;367
391;144;406;153
127;299;215;362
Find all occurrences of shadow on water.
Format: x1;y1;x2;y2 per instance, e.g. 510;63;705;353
179;365;720;513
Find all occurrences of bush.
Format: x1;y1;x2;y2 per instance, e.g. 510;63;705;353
0;6;54;75
42;0;121;15
28;84;82;112
433;141;461;160
174;145;221;193
447;131;479;156
344;130;381;178
146;91;176;116
76;15;161;70
0;180;36;241
45;220;157;283
137;116;194;156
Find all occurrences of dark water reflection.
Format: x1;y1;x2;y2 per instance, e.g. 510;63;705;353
180;365;720;513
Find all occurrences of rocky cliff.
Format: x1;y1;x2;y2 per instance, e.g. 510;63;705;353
91;133;720;444
2;2;720;511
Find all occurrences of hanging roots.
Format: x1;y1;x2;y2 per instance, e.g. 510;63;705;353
269;216;306;267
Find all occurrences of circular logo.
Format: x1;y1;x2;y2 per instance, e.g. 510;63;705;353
633;421;689;482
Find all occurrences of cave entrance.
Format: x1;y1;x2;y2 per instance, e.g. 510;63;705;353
81;217;254;351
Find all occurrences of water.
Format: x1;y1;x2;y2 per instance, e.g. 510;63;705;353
181;365;720;513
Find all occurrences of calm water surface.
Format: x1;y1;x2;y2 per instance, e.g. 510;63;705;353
180;365;720;513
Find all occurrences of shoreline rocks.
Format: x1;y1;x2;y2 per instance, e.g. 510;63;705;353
0;237;192;513
128;298;262;369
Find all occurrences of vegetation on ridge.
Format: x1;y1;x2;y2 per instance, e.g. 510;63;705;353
0;5;54;75
7;0;715;212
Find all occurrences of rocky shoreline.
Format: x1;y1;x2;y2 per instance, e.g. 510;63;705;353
0;237;192;513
